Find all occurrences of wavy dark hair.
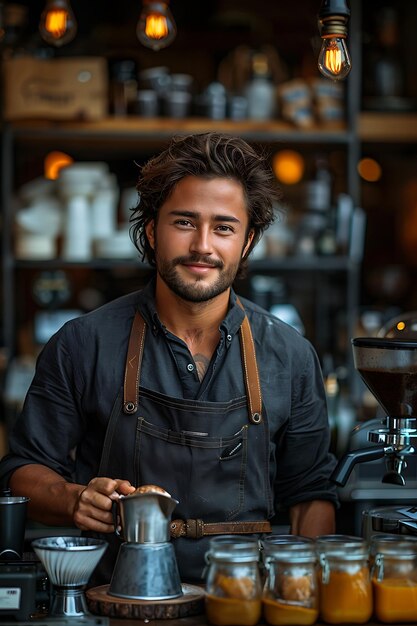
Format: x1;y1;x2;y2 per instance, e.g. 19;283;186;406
130;132;282;277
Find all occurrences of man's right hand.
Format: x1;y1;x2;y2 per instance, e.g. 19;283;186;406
9;465;136;530
73;477;136;533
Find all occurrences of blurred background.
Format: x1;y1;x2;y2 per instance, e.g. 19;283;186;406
0;0;417;531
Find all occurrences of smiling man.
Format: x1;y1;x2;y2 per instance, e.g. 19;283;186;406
0;133;338;583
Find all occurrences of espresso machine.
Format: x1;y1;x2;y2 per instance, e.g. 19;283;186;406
332;336;417;538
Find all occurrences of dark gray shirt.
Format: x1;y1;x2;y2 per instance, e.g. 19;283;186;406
0;279;338;511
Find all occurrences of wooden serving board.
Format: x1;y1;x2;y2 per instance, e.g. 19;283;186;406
86;584;206;620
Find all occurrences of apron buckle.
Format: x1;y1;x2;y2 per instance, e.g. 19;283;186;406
170;518;204;539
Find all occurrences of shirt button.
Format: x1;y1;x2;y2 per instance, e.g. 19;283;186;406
227;334;232;342
187;363;195;372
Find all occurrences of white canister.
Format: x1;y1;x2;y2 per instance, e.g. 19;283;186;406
63;195;92;261
90;187;118;240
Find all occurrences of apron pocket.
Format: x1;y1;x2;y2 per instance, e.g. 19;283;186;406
134;417;248;519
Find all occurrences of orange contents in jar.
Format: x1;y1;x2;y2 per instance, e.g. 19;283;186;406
373;578;417;623
263;597;319;625
205;594;262;626
319;568;373;624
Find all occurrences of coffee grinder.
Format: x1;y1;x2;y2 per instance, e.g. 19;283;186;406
332;337;417;488
108;490;183;600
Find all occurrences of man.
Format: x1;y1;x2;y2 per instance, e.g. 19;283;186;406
0;133;337;582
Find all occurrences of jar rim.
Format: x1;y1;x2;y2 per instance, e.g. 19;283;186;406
262;537;316;560
207;535;260;562
316;534;368;553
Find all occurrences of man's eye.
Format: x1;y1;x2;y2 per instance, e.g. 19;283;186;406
216;225;234;233
175;219;193;227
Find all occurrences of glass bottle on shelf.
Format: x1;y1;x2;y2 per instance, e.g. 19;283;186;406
363;6;407;110
109;59;138;116
205;535;262;626
244;53;276;121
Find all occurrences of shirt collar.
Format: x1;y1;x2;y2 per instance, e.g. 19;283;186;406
136;277;245;338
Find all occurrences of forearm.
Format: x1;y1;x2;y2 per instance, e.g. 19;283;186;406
289;500;336;538
9;464;84;526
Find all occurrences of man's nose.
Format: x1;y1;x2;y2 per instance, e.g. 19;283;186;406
190;227;213;254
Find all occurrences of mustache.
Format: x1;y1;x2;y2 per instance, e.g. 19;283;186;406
173;254;224;269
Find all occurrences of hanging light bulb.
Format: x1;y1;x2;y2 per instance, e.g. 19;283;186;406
318;0;351;81
39;0;77;47
137;1;177;51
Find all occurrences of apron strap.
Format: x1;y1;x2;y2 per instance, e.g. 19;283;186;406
123;310;146;414
123;302;263;424
236;298;263;424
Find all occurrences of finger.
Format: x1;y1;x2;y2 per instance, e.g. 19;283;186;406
114;480;136;496
87;477;120;496
73;497;116;531
74;512;115;533
79;485;115;511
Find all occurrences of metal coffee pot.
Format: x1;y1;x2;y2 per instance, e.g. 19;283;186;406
108;489;183;600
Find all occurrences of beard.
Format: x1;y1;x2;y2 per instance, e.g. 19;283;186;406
155;251;241;303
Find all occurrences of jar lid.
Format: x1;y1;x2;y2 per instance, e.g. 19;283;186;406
316;534;369;558
262;535;316;561
207;535;260;563
370;533;417;557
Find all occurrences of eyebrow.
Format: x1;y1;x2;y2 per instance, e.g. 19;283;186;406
168;210;241;224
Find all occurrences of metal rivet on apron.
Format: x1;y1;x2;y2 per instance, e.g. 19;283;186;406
226;334;232;342
250;412;262;424
187;363;195;372
124;401;137;413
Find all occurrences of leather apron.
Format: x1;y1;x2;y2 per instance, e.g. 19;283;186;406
92;302;273;583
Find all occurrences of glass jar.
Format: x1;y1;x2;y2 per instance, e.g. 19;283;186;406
205;535;262;626
370;534;417;623
316;535;372;624
109;59;138;116
261;535;319;626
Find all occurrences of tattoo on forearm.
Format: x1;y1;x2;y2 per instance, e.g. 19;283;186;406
194;353;210;381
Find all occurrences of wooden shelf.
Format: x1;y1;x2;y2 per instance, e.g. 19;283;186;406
358;112;417;142
7;117;350;145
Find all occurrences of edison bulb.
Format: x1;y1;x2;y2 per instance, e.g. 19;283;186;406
39;0;77;47
137;1;177;51
318;36;351;80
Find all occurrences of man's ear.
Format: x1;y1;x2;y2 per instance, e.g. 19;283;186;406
145;219;155;250
242;229;255;258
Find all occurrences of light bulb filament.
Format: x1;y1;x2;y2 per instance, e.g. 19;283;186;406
325;44;342;75
45;9;68;39
145;14;168;40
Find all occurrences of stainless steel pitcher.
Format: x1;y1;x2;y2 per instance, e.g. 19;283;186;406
116;491;179;543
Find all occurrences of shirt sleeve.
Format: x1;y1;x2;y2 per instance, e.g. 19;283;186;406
0;323;86;487
274;342;339;509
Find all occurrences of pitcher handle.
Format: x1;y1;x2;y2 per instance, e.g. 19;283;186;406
112;500;122;536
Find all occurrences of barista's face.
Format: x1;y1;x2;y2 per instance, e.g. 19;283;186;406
145;176;254;303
